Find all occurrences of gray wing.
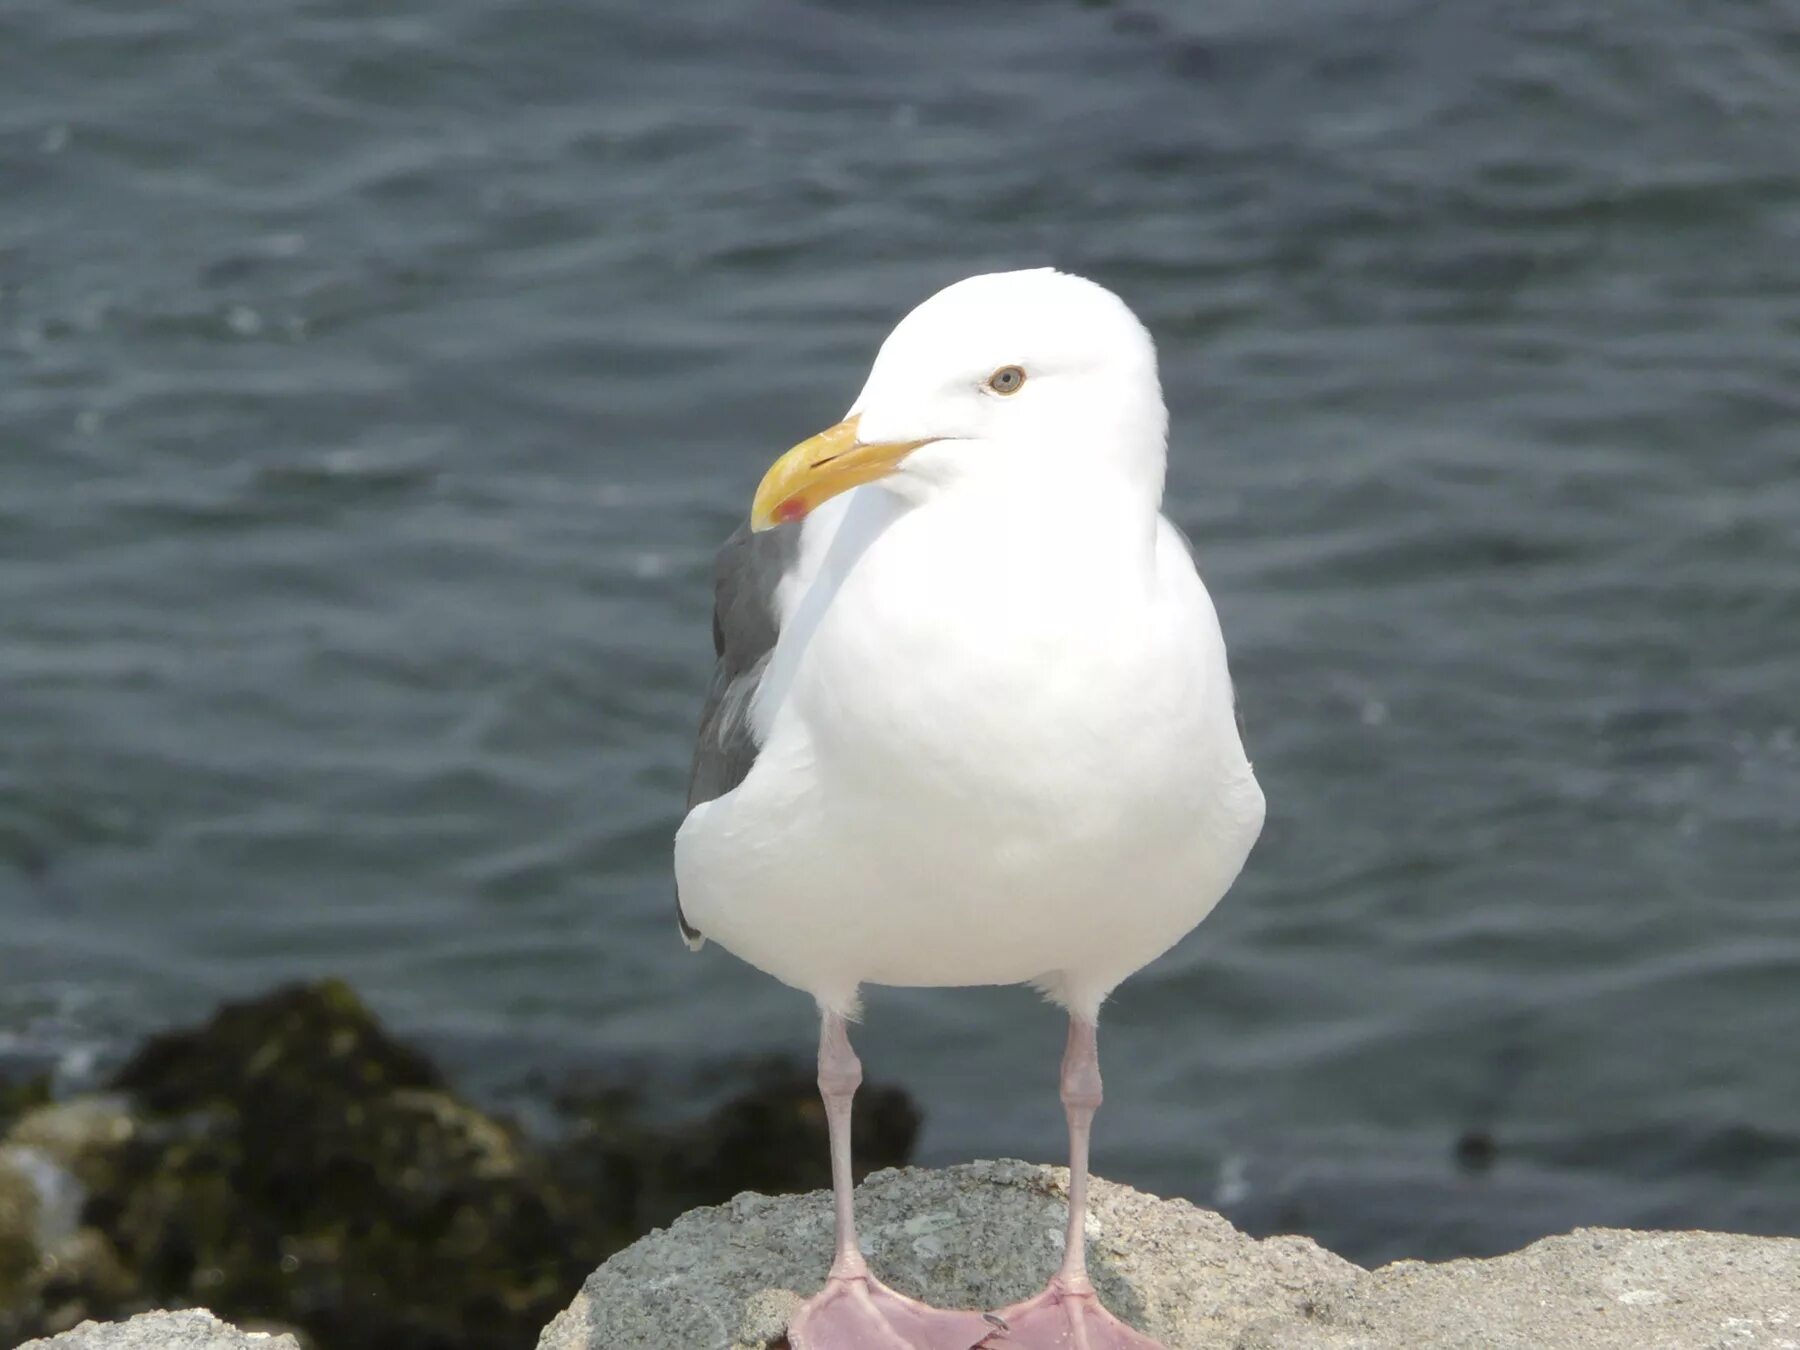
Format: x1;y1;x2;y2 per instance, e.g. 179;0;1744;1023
677;520;800;943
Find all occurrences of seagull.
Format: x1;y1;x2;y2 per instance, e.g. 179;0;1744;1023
675;269;1265;1349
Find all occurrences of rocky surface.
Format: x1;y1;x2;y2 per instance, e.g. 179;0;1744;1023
19;1308;300;1349
9;990;1795;1350
0;982;917;1350
537;1159;1800;1350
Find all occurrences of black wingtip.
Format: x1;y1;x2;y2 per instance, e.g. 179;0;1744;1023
676;897;705;950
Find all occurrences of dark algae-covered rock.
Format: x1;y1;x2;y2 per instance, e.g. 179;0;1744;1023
0;981;920;1350
111;978;444;1111
0;1071;53;1134
96;980;581;1350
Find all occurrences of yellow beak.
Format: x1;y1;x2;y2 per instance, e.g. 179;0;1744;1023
749;416;930;532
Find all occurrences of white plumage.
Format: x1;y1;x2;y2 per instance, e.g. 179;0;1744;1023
676;268;1264;1018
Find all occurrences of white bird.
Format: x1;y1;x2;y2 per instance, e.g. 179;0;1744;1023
676;269;1265;1349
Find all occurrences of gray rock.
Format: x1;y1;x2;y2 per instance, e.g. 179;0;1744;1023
17;1309;301;1350
536;1159;1800;1350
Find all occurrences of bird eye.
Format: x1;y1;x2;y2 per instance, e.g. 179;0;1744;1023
986;365;1026;395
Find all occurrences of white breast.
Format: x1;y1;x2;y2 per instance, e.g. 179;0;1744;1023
675;482;1264;1019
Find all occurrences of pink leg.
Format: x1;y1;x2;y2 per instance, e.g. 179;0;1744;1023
787;1011;997;1350
820;1012;867;1278
988;1019;1164;1349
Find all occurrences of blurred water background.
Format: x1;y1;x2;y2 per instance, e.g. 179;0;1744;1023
3;0;1798;1268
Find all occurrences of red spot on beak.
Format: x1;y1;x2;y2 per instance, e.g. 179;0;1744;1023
774;497;808;525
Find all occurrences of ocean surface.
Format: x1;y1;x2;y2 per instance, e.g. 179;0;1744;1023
3;0;1798;1268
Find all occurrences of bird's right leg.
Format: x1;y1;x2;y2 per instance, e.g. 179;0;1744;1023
986;1017;1163;1348
786;1009;996;1350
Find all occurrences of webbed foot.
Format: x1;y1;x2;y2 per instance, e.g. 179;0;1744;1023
984;1276;1162;1349
788;1270;998;1349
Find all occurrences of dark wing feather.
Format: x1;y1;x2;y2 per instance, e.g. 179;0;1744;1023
677;520;800;942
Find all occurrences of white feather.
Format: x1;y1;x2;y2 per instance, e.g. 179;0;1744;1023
676;270;1264;1021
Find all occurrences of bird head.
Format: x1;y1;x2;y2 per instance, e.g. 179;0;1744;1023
750;269;1168;531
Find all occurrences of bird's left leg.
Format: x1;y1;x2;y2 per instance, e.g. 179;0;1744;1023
987;1017;1163;1349
786;1009;995;1350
